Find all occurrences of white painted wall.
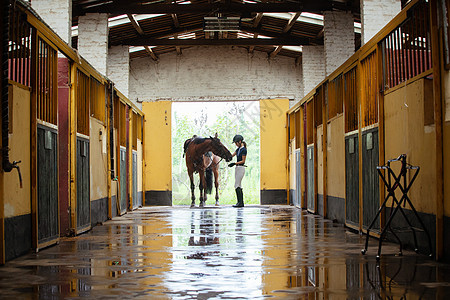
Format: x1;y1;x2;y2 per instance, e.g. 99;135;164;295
360;0;401;45
302;46;325;97
129;46;303;104
108;45;130;99
324;11;355;76
31;0;72;45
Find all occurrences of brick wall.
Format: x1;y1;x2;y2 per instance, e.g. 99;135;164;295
108;46;130;100
31;0;72;45
302;46;325;97
361;0;401;44
78;13;109;76
324;11;355;76
129;46;303;103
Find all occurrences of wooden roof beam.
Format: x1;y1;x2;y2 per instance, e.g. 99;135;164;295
83;2;328;14
127;14;159;61
269;45;283;58
283;12;301;33
124;37;309;46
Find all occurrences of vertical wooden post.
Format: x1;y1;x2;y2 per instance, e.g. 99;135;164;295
313;98;318;213
30;29;38;248
323;85;328;218
429;0;443;260
377;45;386;232
142;114;146;206
69;64;77;234
357;62;363;231
127;106;132;211
300;105;305;209
106;84;112;219
286;113;290;205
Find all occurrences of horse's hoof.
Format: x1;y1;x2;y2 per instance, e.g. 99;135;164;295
215;201;219;206
190;203;195;208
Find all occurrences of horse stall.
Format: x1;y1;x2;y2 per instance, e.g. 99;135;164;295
0;0;145;263
343;65;360;230
305;99;315;213
326;74;345;224
286;0;449;259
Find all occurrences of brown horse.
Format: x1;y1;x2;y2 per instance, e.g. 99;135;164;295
184;133;232;208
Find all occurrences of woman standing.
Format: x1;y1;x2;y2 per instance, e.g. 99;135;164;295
229;135;247;207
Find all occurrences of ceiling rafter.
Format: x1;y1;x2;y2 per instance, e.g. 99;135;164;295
270;12;302;58
127;14;159;61
249;12;264;54
81;2;327;14
122;37;308;46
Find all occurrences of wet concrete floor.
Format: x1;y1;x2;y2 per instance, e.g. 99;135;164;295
1;205;450;299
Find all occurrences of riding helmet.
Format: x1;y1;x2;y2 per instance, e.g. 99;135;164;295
232;135;244;143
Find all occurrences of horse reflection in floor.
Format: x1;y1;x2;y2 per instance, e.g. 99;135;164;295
184;133;232;208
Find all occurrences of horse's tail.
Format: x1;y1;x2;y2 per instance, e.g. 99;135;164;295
205;167;213;195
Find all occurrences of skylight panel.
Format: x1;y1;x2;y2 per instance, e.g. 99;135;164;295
129;46;155;53
283;46;302;52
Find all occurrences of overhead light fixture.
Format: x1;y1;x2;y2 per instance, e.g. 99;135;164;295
203;17;241;32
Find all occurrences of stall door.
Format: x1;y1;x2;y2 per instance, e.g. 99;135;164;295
295;149;302;208
307;145;315;212
119;147;127;214
362;128;380;230
132;151;138;210
76;137;90;233
37;125;59;246
345;134;359;227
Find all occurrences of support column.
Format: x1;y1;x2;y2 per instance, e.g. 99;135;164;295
324;11;355;76
107;46;130;99
31;0;72;45
78;13;109;76
302;46;325;97
360;0;401;45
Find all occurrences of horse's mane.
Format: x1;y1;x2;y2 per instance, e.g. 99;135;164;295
183;135;207;157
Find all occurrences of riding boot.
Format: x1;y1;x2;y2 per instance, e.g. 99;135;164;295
233;187;244;207
233;188;240;207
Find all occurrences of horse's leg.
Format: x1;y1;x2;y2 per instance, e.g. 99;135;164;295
213;165;219;206
198;170;206;208
188;170;196;208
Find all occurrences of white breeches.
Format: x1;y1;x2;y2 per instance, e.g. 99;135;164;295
234;166;245;189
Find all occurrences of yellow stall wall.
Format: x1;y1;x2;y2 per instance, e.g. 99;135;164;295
138;139;143;196
90;118;108;202
326;115;346;223
327;116;345;199
384;78;436;215
317;125;323;196
3;84;31;219
260;98;289;205
142;101;172;206
443;70;450;218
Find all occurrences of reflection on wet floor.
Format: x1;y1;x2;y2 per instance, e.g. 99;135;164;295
1;206;450;299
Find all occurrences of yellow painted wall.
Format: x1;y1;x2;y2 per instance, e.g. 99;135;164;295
260;98;289;191
327;116;346;199
2;84;31;218
384;78;436;215
317;125;323;195
142;101;172;191
443;70;450;218
89;118;108;201
137;140;143;193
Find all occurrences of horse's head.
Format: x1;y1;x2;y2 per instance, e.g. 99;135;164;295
209;133;233;162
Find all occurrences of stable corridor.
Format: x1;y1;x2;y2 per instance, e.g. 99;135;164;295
1;206;449;299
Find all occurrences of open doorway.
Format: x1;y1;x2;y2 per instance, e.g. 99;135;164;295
172;101;260;206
